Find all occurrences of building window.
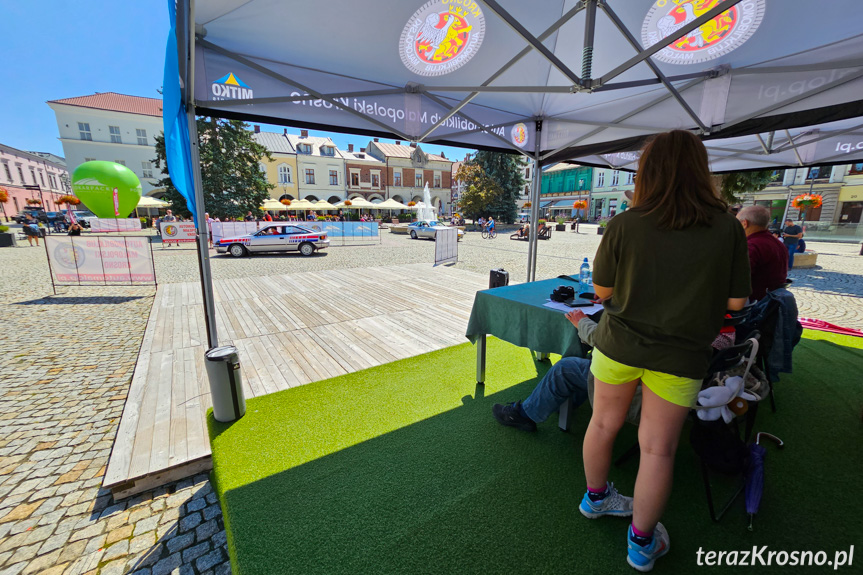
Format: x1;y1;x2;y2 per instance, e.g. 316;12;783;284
305;168;315;184
29;168;37;185
393;171;402;186
49;174;56;188
321;146;335;157
329;170;339;186
434;174;441;188
278;165;292;184
17;166;25;183
626;172;634;185
298;144;312;154
136;129;148;145
78;122;92;140
371;173;380;188
2;163;11;182
109;125;122;144
141;161;154;178
115;160;126;166
39;171;45;186
597;171;605;187
415;173;423;187
350;172;360;187
611;170;619;186
258;163;267;175
525;167;530;179
850;163;863;175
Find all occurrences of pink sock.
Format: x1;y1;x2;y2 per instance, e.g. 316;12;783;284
587;483;607;494
631;524;652;539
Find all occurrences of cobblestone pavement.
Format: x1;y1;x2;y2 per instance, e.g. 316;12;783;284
0;245;230;575
1;226;860;575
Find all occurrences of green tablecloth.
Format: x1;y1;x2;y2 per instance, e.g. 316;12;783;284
465;278;586;358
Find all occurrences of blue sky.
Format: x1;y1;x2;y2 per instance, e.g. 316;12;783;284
1;1;472;162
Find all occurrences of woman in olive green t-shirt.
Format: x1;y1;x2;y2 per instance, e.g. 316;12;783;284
578;131;751;571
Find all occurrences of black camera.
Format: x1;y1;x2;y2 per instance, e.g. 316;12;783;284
550;285;575;302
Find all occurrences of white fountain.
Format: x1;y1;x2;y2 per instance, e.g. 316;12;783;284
416;182;437;221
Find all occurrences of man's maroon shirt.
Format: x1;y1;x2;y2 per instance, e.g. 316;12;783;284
747;229;788;300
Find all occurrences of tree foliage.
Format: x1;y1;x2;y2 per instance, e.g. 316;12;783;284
154;117;274;219
470;151;525;223
454;163;503;221
717;170;776;203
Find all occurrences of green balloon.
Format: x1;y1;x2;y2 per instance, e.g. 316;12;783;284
71;161;142;218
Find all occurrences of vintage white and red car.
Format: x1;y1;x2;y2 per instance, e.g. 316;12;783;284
216;224;329;257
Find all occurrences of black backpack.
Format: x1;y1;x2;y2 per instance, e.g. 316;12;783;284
689;418;749;475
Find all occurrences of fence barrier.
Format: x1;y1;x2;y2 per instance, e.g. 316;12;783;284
44;235;156;293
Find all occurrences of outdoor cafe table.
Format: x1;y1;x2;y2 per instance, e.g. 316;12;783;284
465;277;588;428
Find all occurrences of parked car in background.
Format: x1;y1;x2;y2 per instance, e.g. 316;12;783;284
14;209;47;224
61;209;96;228
406;220;464;241
216;224;329;257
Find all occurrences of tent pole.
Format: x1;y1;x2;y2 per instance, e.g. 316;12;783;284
582;0;596;81
527;120;542;283
184;0;219;349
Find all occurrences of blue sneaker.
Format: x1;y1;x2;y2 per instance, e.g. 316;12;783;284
627;523;670;572
579;483;633;518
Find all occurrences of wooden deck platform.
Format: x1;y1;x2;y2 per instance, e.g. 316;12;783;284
104;264;489;498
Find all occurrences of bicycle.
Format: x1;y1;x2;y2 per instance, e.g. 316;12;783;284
481;226;497;239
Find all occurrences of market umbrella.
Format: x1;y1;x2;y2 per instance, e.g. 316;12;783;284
137;196;171;208
745;432;784;531
335;197;375;209
375;198;408;210
286;199;316;210
260;199;284;211
312;199;338;211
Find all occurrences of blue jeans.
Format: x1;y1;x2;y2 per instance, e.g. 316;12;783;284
786;242;797;269
522;357;591;423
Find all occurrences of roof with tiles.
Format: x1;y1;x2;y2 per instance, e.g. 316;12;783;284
48;92;163;117
252;131;296;154
342;149;383;165
285;134;345;158
371;142;450;162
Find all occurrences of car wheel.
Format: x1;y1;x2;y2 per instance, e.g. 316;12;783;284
410;230;418;239
228;244;247;258
299;242;315;256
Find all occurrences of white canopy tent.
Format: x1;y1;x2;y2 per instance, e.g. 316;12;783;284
167;0;863;347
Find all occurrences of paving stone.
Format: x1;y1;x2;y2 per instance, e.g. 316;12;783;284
98;558;127;575
195;520;219;543
185;498;206;513
151;552;181;575
195;549;224;573
214;561;231;575
38;530;71;555
57;539;87;563
7;543;40;565
105;523;134;545
129;531;155;555
68;523;103;543
133;514;161;537
82;534;106;556
182;541;210;564
0;501;42;524
166;531;194;555
21;549;60;575
101;539;129;562
178;513;201;534
0;561;26;575
202;505;221;522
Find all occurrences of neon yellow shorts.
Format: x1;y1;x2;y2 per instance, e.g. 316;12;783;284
590;348;701;408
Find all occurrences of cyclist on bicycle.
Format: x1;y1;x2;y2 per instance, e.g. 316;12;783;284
487;216;495;232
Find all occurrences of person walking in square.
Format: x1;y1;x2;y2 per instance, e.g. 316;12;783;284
781;218;803;270
581;130;750;572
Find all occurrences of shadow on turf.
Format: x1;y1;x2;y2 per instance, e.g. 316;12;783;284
209;338;863;575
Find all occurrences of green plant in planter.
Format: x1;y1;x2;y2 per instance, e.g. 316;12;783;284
538;219;547;226
556;215;566;224
0;225;9;233
598;217;610;228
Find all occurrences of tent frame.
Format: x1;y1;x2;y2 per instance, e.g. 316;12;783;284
177;0;863;349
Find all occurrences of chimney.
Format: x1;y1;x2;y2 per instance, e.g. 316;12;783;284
253;125;260;133
283;128;287;135
410;142;417;148
465;153;470;161
395;140;401;146
440;152;446;159
348;143;354;152
301;129;309;138
360;147;366;153
374;137;379;142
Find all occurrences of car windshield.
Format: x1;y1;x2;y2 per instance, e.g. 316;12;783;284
291;226;315;234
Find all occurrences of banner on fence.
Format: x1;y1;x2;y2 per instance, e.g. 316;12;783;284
211;221;379;245
434;227;458;266
45;236;156;284
160;221;197;244
90;218;142;233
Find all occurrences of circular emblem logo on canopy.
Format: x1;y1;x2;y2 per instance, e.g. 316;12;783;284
53;243;85;269
511;123;528;149
642;0;765;65
400;0;486;77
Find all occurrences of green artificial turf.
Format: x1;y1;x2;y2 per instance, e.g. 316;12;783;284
208;331;863;575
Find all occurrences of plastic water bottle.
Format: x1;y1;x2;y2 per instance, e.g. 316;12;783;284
579;258;591;294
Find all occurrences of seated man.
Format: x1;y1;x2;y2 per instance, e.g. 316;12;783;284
737;206;788;301
492;310;642;431
517;223;530;238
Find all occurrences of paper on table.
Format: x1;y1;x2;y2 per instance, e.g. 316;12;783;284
543;300;604;314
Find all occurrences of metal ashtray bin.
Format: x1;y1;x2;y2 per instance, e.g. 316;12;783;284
205;345;246;422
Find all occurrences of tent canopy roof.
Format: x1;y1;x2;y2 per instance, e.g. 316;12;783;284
189;0;863;171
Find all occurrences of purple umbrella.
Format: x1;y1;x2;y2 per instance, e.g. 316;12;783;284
745;432;784;531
